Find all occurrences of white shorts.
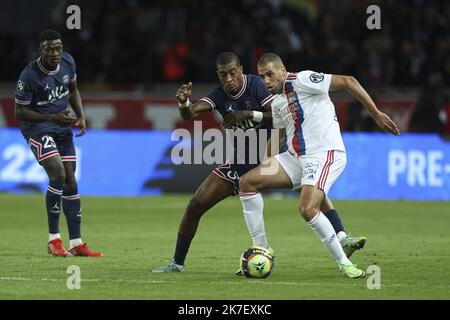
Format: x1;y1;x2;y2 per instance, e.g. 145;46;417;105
275;150;346;194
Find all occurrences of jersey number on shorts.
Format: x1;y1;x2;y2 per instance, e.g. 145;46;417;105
42;136;56;149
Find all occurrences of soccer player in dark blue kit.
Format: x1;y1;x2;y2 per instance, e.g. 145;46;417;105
14;29;102;257
152;52;366;273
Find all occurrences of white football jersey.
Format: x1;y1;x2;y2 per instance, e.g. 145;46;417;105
271;70;346;156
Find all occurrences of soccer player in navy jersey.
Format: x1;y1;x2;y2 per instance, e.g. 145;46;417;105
152;52;365;273
14;29;102;257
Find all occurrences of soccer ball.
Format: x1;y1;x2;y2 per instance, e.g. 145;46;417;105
240;246;274;279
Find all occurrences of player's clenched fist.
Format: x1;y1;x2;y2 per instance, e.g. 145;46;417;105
176;82;193;103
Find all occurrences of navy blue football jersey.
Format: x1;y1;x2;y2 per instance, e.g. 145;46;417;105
200;74;273;128
15;52;77;137
200;74;274;165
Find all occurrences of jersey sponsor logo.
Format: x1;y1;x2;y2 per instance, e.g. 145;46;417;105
37;85;69;105
288;95;298;104
62;75;70;84
309;72;324;83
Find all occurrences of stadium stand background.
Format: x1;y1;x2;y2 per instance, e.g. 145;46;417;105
0;0;449;198
0;0;449;134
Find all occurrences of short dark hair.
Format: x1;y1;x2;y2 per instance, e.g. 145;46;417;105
216;52;240;67
257;53;283;68
39;29;62;44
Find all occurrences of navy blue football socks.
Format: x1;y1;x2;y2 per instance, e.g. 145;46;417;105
324;209;345;234
62;187;82;240
174;234;193;266
46;181;63;234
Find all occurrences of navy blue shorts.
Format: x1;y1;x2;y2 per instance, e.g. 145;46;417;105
26;130;76;164
212;161;258;196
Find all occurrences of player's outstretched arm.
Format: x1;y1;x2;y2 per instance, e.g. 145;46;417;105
15;103;76;127
330;75;400;136
68;80;86;137
176;82;211;120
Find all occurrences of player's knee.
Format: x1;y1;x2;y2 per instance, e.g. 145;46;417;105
48;168;66;184
299;203;320;221
239;175;257;192
64;179;78;193
186;196;207;218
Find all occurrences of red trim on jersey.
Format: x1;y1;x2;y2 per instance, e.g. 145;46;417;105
199;97;216;110
224;75;247;99
15;98;31;105
286;72;297;80
260;95;274;107
37;57;60;75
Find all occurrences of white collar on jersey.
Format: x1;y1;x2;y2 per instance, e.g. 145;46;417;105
37;57;60;75
224;74;247;99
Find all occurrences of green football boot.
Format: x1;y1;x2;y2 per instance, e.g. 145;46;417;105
339;261;366;279
340;234;367;258
236;246;275;276
151;260;184;273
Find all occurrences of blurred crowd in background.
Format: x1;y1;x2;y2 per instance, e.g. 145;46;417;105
0;0;449;133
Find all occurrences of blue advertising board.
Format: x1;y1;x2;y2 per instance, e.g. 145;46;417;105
0;129;449;200
330;133;450;200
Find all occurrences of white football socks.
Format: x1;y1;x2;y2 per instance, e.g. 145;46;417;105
49;233;61;242
308;212;350;265
239;193;269;248
337;231;348;242
69;238;83;249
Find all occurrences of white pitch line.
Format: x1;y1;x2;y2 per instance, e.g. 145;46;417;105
1;276;449;289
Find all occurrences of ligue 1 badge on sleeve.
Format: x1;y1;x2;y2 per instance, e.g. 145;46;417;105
309;73;324;83
17;80;25;92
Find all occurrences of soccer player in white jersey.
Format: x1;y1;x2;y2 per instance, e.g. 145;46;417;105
238;53;400;278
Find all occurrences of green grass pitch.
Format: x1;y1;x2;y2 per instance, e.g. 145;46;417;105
0;194;449;299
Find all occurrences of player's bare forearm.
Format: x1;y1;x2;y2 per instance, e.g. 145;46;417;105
179;101;212;120
223;111;271;128
68;84;85;120
15;103;76;126
261;111;272;126
68;81;87;136
330;75;400;135
179;105;195;120
330;76;378;115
